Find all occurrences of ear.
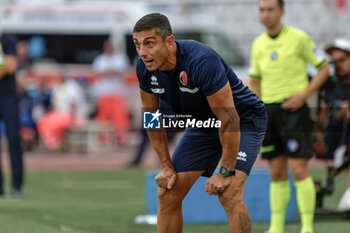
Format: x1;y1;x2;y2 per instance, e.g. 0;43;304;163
166;35;175;49
281;8;285;17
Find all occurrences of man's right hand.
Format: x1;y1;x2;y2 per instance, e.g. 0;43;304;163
155;168;178;190
281;93;306;112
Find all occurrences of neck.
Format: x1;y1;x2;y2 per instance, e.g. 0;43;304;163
338;73;350;84
267;23;283;37
161;42;177;71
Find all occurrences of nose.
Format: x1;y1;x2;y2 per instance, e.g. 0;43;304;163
138;45;147;57
261;11;268;19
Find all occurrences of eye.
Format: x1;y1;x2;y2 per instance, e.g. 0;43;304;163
146;41;154;47
134;42;140;50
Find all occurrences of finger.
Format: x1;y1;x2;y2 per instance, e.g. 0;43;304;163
208;184;214;195
280;103;288;109
167;173;177;190
286;105;298;112
281;101;291;107
159;182;167;189
155;177;167;188
155;174;162;183
205;181;212;193
156;178;165;187
155;176;161;186
281;104;294;111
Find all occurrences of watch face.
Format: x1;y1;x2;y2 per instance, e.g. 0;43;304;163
220;167;229;176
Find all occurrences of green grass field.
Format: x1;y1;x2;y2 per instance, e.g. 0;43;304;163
0;168;349;233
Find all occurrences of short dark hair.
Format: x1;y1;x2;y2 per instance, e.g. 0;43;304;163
259;0;284;8
278;0;284;8
133;13;172;39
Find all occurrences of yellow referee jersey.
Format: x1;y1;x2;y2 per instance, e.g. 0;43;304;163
249;25;326;104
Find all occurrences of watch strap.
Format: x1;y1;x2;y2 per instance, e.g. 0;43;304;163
219;166;236;177
228;169;236;176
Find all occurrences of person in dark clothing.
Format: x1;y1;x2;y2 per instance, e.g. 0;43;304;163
133;13;266;233
319;38;350;210
0;32;25;198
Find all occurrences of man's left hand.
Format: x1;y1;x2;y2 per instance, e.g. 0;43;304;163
281;93;305;112
205;174;231;196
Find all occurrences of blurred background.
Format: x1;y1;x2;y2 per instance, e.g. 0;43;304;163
1;0;349;155
0;0;349;232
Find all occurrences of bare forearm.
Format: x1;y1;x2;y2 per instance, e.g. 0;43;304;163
138;89;172;168
302;63;329;99
218;113;240;170
147;129;173;169
249;78;261;97
219;131;240;170
205;83;241;170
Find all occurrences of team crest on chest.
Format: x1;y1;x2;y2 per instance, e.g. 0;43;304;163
179;71;188;86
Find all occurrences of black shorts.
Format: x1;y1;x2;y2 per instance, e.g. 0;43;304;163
261;103;313;159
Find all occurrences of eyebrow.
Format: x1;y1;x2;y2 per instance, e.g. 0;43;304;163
133;36;157;43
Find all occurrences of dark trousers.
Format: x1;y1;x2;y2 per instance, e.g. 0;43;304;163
0;95;23;192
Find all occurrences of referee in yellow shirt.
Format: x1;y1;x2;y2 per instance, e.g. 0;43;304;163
249;1;329;233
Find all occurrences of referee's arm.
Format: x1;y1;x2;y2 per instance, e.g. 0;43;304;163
282;62;329;111
249;78;261;97
301;62;329;100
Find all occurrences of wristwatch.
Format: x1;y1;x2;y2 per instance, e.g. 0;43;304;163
219;166;236;177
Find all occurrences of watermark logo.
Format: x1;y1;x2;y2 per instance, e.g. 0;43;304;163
143;110;162;129
142;109;221;130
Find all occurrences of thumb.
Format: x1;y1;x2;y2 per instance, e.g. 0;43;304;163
167;173;177;189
